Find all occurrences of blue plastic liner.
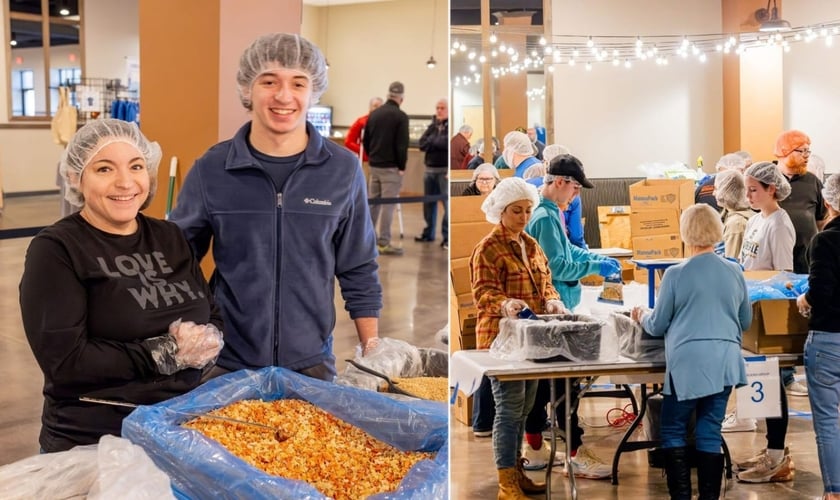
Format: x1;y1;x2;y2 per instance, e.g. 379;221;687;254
122;367;448;499
746;272;809;302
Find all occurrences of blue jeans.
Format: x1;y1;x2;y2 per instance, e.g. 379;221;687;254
420;171;448;242
660;377;731;453
805;331;840;493
472;375;495;431
781;366;795;387
490;377;538;468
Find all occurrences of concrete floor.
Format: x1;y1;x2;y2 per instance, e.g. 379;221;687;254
449;379;824;499
0;194;449;466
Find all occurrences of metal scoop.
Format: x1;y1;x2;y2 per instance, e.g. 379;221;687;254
79;396;290;442
344;359;420;398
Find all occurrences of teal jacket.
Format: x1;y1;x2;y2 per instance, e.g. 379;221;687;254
525;197;607;308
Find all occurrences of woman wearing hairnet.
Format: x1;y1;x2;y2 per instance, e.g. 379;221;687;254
631;203;751;499
714;169;754;260
495;130;540;176
470;177;566;498
796;173;840;500
19;119;224;453
734;161;796;484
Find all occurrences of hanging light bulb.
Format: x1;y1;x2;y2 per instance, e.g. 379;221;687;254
426;56;437;69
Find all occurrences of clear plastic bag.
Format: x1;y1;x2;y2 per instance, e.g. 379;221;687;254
612;311;665;362
0;436;173;500
336;337;426;391
746;272;809;301
122;367;448;500
491;314;605;362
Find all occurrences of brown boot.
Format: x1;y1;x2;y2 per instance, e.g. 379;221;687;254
498;467;529;499
517;457;547;494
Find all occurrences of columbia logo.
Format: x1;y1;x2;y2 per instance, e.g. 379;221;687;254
304;198;332;206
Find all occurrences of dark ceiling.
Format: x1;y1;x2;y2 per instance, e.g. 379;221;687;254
8;0;80;49
451;0;544;26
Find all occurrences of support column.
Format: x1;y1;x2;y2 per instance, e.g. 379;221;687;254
722;0;784;159
139;0;302;219
492;11;533;140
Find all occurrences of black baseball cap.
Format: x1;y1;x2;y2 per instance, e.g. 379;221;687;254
547;154;594;188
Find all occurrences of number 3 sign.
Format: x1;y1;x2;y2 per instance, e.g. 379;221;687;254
736;356;781;419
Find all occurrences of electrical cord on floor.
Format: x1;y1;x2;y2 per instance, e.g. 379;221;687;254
577;403;640;429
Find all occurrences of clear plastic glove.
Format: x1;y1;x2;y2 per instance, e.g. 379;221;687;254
361;337;381;357
501;298;529;318
545;299;569;315
143;319;223;375
598;258;622;278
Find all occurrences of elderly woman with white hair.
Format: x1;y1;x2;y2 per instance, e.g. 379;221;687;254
470;177;566;498
19;119;224;453
797;173;840;500
714;169;754;259
462;163;501;196
632;203;751;499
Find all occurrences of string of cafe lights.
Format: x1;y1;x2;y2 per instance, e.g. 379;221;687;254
451;20;840;87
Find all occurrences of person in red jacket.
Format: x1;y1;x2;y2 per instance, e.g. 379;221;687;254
344;96;383;162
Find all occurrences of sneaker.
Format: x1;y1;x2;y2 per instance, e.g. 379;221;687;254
563;446;612;479
441;241;449;249
786;379;809;396
521;442;550;470
473;429;492;438
378;244;404;256
735;447;792;472
736;455;794;483
414;235;433;242
721;412;757;433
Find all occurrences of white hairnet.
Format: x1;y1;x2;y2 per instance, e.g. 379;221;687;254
523;163;546;180
744;161;791;201
714;170;748;210
503;131;534;157
236;33;328;110
716;153;748;172
59;119;162;209
472;163;500;182
808;153;826;182
542;144;570;165
822;173;840;211
481;177;540;224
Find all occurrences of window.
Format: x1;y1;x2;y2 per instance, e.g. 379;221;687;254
5;0;83;120
11;69;35;116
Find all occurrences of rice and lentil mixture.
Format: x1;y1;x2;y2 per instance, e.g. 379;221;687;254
183;399;433;500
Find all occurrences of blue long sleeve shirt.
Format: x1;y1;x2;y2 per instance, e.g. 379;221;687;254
526;197;607;309
641;252;751;400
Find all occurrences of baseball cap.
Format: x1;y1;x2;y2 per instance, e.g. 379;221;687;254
388;81;405;95
547;154;594;188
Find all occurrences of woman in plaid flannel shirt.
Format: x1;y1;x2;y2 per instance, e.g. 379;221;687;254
470;177;567;499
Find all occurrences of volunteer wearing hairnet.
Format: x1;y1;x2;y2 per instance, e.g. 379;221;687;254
170;33;382;382
774;130;826;274
519;154;616;479
714;170;753;259
495;130;540;176
19;119;223;453
462;163;500;196
735;161;797;484
631;203;750;499
470;177;565;498
695;152;751;211
797;173;840;499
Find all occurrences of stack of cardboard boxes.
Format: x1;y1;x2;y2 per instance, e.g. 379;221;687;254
628;179;695;283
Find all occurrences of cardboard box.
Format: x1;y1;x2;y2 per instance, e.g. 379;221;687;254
450;257;471;295
451;221;495;259
451;195;488;224
632;234;683;260
453;389;474;426
629;179;695;211
597;205;632;249
742;299;808;354
630;209;680;237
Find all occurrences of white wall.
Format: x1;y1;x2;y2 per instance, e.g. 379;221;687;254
84;0;139;83
303;0;449;126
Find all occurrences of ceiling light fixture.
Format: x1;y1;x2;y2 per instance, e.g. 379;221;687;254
759;0;791;32
10;32;17;46
426;56;437;69
427;0;438;69
59;0;70;16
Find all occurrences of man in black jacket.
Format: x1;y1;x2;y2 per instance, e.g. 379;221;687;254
364;81;409;255
416;98;449;247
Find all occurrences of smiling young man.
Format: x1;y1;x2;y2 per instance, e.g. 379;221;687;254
170;33;383;382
